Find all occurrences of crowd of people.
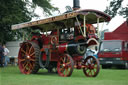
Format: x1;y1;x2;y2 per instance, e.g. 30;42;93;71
0;43;9;67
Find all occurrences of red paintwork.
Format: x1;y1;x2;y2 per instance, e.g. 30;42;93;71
31;24;99;68
87;39;98;47
75;35;85;41
98;21;128;61
41;34;49;44
57;43;67;54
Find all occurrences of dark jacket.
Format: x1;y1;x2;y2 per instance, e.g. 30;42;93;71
0;45;4;56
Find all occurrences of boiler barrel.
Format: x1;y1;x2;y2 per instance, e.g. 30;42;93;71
57;42;86;55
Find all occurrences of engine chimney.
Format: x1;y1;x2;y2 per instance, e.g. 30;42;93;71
73;0;80;10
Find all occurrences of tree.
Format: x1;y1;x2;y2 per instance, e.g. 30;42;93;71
32;0;58;15
0;0;58;44
105;0;128;18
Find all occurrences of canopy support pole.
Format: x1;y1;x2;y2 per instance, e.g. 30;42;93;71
75;17;84;36
83;15;86;37
97;18;100;38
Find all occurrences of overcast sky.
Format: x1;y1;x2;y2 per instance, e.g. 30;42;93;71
51;0;108;13
34;0;127;32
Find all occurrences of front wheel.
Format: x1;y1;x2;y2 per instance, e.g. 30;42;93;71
83;56;100;77
57;54;74;77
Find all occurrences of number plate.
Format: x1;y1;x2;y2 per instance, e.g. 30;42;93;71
105;61;113;64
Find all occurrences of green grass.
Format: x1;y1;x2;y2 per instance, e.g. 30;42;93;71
0;66;128;85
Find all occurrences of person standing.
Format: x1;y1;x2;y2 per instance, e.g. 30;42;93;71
0;43;4;67
3;45;10;66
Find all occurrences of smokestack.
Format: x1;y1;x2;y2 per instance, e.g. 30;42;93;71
73;0;80;10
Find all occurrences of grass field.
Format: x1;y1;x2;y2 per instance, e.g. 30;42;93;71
0;66;128;85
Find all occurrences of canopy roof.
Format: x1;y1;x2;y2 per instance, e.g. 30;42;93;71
12;9;111;31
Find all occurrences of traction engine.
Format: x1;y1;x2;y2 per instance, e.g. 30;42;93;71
18;24;100;77
12;0;111;77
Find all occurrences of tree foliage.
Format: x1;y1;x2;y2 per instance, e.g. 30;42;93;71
0;0;58;44
32;0;58;15
105;0;128;18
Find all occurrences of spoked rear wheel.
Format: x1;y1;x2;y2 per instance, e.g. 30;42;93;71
83;56;100;77
57;54;74;77
18;41;40;74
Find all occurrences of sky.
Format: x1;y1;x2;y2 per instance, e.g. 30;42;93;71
34;0;127;32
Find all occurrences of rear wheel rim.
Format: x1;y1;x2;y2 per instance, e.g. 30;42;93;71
18;42;39;74
57;54;74;77
83;56;100;77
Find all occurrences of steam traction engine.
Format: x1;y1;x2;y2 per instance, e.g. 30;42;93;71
12;8;111;77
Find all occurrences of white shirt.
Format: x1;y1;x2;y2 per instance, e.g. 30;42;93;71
4;48;9;56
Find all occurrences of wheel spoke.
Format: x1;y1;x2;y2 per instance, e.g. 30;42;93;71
29;58;36;62
94;65;98;69
88;69;92;76
91;64;95;68
63;57;66;63
92;69;96;74
65;68;68;75
24;62;29;69
60;57;64;63
27;62;33;73
60;57;66;63
60;67;65;72
90;70;93;76
86;68;89;71
22;61;28;71
29;52;35;57
84;66;89;71
22;61;27;67
29;62;34;70
90;58;94;64
65;62;71;66
19;59;26;62
26;43;30;54
60;63;63;66
87;70;91;75
21;48;26;54
28;46;33;55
